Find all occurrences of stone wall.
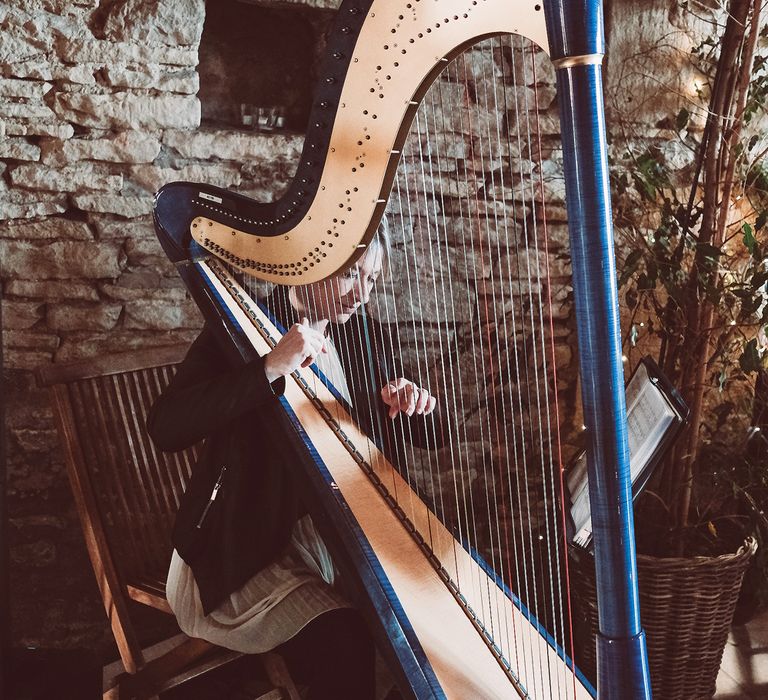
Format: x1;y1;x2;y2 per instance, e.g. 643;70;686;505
0;0;745;661
0;0;324;656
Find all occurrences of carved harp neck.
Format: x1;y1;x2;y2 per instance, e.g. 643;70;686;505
185;0;549;283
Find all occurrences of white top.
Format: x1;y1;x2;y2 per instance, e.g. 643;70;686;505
166;515;349;653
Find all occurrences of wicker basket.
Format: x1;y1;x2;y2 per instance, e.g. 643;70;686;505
570;537;757;700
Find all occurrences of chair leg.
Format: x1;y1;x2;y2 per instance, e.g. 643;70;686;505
115;637;215;699
260;652;302;700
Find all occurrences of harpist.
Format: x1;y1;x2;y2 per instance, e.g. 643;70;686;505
147;222;438;699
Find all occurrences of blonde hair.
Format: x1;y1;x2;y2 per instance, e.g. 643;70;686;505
370;215;391;278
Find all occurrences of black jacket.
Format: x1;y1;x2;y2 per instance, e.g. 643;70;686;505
147;293;442;615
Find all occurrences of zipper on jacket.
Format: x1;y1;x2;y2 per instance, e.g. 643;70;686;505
195;466;227;529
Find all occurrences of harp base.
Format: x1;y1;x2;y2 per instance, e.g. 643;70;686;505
596;630;652;700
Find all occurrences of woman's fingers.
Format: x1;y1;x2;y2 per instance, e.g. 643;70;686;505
381;379;436;418
300;330;326;367
414;387;430;415
404;383;417;416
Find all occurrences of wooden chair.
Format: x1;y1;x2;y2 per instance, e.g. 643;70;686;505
37;346;300;700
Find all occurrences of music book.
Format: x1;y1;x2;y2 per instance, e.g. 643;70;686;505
567;357;689;550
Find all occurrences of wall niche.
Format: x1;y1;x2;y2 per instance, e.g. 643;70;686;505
198;0;334;131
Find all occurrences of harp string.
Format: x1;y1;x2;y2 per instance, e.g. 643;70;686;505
430;74;472;593
466;44;513;652
512;35;566;694
530;39;578;697
423;74;470;606
412;109;453;559
483;37;527;669
439;55;494;656
465;45;523;659
522;36;571;691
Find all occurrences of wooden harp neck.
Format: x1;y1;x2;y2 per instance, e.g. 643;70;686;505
190;0;549;284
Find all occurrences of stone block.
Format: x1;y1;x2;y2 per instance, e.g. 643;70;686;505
99;271;187;301
4;280;100;301
123;298;201;330
99;0;206;47
658;138;696;171
604;0;710;129
40;132;162;167
2;331;60;353
0;192;67;220
72;193;153;218
47;302;122;331
3;368;52;428
104;64;199;94
129;163;241;194
0;79;53;100
163;129;304;162
91;216;155;241
0;27;48;67
0;218;94;241
54;329;199;363
4;59;96;86
10;163;123;192
57;39;198;67
0;138;40;161
369;267;477;325
0;100;57;121
2;120;75;139
123;236;174;267
2;300;44;329
9;515;68;531
10;540;56;567
3;348;54;371
0;241;124;279
53;92;200;130
10;427;60;454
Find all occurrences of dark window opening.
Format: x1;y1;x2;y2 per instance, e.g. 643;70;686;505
199;0;333;132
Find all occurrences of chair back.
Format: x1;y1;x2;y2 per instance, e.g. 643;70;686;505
37;346;195;672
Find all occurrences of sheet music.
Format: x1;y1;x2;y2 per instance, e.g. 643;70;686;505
570;361;679;548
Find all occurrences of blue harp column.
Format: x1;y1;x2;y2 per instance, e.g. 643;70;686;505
543;2;652;698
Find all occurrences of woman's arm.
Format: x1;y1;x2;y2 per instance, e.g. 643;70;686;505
147;326;286;452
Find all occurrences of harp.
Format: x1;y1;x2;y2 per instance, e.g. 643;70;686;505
153;1;652;698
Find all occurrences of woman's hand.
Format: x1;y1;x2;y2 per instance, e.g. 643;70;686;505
264;318;328;383
380;378;437;419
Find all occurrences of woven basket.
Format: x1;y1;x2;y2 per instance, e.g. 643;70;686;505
570;537;757;700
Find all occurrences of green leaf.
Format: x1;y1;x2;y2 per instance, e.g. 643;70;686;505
676;108;690;131
739;339;764;373
756;210;767;232
619;249;644;287
743;223;757;255
718;368;727;392
697;243;722;261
